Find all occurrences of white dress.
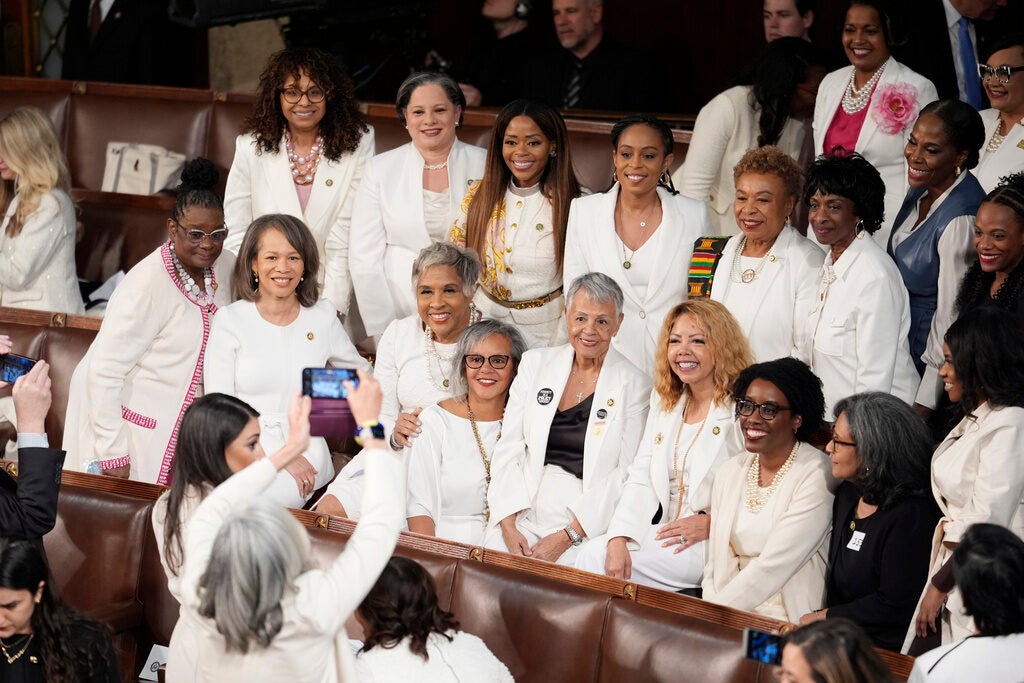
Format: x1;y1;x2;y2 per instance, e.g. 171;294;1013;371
354;631;514;682
406;404;500;545
976;108;1024;194
204;298;369;508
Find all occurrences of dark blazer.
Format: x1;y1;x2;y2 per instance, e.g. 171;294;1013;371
0;447;66;538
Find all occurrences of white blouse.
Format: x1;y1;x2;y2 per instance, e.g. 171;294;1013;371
354;631;513;682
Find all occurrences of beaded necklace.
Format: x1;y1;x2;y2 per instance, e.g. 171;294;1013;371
171;250;215;307
730;236;777;284
423;326;456;391
285;130;324;185
745;442;799;513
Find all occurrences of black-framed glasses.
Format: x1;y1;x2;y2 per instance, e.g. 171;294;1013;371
280;86;326;103
735;398;792;421
175;221;229;245
829;430;857;448
978;63;1024;85
463;354;511;370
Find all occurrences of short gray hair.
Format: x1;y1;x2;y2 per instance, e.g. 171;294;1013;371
565;272;624;318
449;320;529;397
411;241;481;297
395;71;466;127
197;499;313;653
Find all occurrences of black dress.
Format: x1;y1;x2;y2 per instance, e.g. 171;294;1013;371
0;618;119;683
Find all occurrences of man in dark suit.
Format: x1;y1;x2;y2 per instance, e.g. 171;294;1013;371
0;357;65;539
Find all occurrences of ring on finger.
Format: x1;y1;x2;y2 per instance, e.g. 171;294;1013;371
679;535;686;545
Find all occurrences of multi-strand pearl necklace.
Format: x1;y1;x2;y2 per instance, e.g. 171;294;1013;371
730;236;776;284
842;58;890;114
423;326;457;391
285;131;324;185
745;442;799;513
171;250;214;307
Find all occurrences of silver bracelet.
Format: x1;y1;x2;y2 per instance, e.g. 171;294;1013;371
389;433;402;451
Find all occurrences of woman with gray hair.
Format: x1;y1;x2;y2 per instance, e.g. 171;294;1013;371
798;392;939;652
317;241;482;519
406;320;527;544
349;71;487;339
485;272;650;565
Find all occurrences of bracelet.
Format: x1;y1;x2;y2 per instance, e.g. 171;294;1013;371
99;455;130;470
389;433;402;451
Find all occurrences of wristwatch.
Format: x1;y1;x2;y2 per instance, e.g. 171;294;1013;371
563;525;583;546
355;421;385;446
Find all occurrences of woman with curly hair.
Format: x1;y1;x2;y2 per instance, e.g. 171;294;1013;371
224;47;374;318
354;556;512;681
449;99;580;347
0;537;119;682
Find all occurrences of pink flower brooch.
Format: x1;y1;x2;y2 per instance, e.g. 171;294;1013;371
870;83;920;135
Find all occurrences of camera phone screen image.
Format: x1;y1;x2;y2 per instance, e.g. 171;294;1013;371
305;368;359;399
1;354;36;384
743;628;783;665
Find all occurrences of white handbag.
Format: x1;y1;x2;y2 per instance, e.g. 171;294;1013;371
101;142;186;195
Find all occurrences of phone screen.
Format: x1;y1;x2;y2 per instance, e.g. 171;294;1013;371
302;368;359;400
743;628;784;666
1;354;37;384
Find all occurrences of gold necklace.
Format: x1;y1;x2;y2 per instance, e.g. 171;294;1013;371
1;633;33;664
671;399;709;519
467;401;501;522
615;198;659;269
570;368;598;404
744;442;799;513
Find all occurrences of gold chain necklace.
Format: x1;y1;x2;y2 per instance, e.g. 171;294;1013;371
615;199;659;269
467;401;501;523
1;633;33;664
671;399;709;519
745;442;799;513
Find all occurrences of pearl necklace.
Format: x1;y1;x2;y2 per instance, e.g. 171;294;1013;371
745;442;799;513
730;236;776;284
285;131;324;185
423;159;449;171
842;58;889;115
171;250;214;307
423;326;457;391
467;400;501;522
0;633;33;664
986;116;1023;153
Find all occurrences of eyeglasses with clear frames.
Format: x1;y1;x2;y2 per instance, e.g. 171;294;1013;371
735;398;792;421
463;354;511;370
280;86;326;103
175;221;229;245
977;63;1024;85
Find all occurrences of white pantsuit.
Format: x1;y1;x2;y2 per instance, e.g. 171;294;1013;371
563;185;712;374
349;140;486;337
223;130;376;315
976;109;1024;193
486;344;650;564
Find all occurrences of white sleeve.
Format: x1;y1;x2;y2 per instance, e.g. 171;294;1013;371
562;199;587;292
405;410;444;521
486;352;539;525
223;135;255;256
326;304;372;372
0;194;71;290
349;155;394;337
202;310;241;396
324;129;375;315
851;273;910;395
676;93;736;204
374;320;403;438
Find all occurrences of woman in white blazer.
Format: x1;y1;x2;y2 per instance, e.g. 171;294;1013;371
575;299;753;592
486;273;650;566
673;38;825;235
0;106;82;314
224;48;374;317
63;160;236;485
813;1;937;246
800;153;918;418
975;36;1024;193
708;146;824;363
906;309;1024;654
350;72;487;338
703;358;834;624
564;114;712;375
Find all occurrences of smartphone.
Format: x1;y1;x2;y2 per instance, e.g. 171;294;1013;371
1;353;37;384
302;367;359;400
743;627;784;666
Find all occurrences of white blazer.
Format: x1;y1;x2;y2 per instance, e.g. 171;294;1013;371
813;61;938;246
976;108;1024;193
710;226;824;363
702;442;834;623
799;232;919;417
487;344;650;537
606;394;742;548
223;129;376;314
349;140;487;337
0;190;83;313
563;185;712;374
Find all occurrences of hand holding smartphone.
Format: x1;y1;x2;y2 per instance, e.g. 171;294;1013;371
301;368;359;438
743;627;784;666
1;353;37;385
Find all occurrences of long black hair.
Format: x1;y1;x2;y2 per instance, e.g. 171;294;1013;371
944;307;1024;416
748;37;825;148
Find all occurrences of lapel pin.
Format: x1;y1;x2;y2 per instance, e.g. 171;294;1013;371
654;432;664;445
537;388;554;405
606;398;615;407
326;178;334;186
712;426;720;435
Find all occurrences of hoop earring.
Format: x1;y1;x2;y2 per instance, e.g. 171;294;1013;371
613;169;619;183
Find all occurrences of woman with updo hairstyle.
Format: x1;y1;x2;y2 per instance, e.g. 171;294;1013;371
354;556;513;680
450;99;581;347
800;152;918;418
64;158;236;484
564;113;712;374
0;537;119;683
0;106;81;313
779;618;893;683
225;47;374;318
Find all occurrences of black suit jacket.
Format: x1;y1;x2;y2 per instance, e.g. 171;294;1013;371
0;447;66;538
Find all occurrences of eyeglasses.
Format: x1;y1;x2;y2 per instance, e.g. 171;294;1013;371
280;86;326;103
463;354;511;370
735;398;792;421
829;430;857;448
175;222;229;245
977;63;1024;85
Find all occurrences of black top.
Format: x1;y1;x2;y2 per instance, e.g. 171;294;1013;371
826;481;941;651
0;448;66;538
0;618;119;683
544;394;592;480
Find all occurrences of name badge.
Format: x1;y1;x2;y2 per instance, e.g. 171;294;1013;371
537;388;554;405
847;530;866;552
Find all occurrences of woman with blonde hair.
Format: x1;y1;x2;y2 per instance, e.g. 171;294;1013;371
576;299;753;593
0;106;81;313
